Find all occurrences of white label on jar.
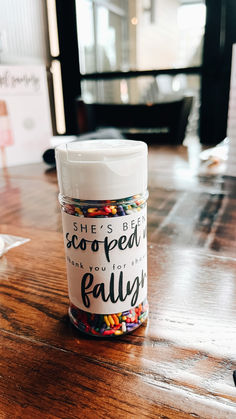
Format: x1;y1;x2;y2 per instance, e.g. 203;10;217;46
61;206;147;314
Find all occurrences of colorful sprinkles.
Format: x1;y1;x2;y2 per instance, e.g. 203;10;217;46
61;195;148;337
62;195;146;218
69;300;148;337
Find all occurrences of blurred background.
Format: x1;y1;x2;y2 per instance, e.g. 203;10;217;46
0;0;236;167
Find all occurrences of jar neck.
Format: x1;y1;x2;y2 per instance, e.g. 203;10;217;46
59;191;148;207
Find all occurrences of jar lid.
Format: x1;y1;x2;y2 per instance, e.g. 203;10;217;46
55;139;148;200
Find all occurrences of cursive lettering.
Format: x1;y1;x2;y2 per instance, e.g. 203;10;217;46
66;225;141;262
81;270;146;308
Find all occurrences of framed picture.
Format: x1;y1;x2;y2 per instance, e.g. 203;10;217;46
0;65;52;167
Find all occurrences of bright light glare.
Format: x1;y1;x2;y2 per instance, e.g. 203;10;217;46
51;60;66;134
178;4;206;30
46;0;60;57
120;79;129;103
131;17;138;25
76;0;94;47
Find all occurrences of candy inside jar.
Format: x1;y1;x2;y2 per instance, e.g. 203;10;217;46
69;302;148;336
56;139;148;337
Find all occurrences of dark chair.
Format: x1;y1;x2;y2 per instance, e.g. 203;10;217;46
76;97;193;145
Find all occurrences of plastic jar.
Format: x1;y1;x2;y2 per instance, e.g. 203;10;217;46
56;139;148;337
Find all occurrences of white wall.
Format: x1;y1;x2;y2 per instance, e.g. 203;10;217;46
0;0;49;65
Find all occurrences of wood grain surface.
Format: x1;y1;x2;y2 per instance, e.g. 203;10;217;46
0;146;236;418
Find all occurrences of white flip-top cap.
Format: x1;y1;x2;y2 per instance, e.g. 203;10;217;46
55;139;148;200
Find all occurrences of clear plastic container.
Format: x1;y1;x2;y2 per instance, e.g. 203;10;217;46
56;139;148;337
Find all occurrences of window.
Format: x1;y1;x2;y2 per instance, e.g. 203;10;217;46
76;0;206;73
55;0;236;144
75;0;205;142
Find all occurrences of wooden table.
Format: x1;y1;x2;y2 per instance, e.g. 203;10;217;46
0;146;236;418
